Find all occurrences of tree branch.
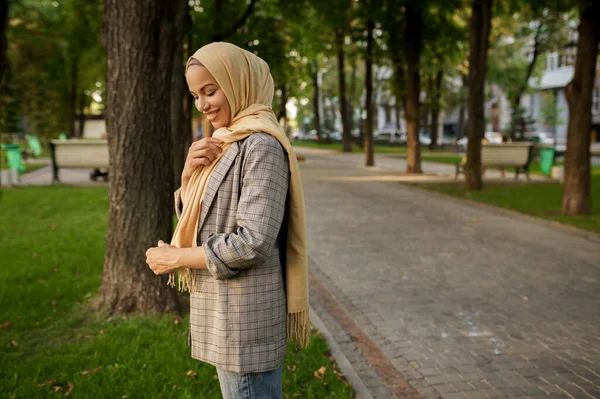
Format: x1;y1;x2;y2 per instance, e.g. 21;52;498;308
213;0;257;42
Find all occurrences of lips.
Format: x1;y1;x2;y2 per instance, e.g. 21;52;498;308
205;110;219;121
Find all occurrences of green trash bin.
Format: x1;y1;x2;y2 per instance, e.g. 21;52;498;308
26;135;42;157
1;143;26;175
59;133;67;140
539;146;555;176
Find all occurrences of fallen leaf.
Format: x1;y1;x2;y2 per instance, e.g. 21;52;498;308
53;386;63;392
0;322;11;329
287;364;296;372
185;370;197;377
36;380;56;387
173;316;181;325
122;396;128;398
213;375;218;380
323;382;328;386
99;330;104;335
10;340;17;347
80;366;102;375
172;385;177;390
333;370;345;377
314;366;327;380
64;382;74;396
33;252;39;258
520;295;528;301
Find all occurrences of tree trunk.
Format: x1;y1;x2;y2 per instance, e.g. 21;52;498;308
77;92;86;138
277;84;288;122
561;1;599;215
311;60;322;140
404;1;423;173
101;0;180;314
465;0;493;191
457;73;467;140
510;23;542;140
429;69;443;150
183;16;194;148
171;0;188;190
336;26;351;153
365;15;375;166
0;0;7;83
349;56;357;135
67;57;78;138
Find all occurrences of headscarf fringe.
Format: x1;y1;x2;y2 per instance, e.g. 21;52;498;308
287;309;311;349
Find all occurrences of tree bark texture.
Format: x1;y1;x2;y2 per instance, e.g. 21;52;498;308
311;60;322;140
465;0;493;191
429;69;443;150
101;0;180;314
336;25;351;153
365;15;375;166
171;0;189;189
561;1;599;215
457;73;467;140
277;84;288;122
404;1;422;173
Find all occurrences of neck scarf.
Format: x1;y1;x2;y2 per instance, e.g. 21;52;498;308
168;42;309;348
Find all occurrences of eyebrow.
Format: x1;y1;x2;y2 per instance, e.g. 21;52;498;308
190;83;216;96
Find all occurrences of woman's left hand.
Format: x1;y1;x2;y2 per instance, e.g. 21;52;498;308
146;240;180;275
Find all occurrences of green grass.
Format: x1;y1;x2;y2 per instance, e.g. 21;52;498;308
414;167;600;234
0;162;49;173
0;186;354;398
292;140;450;155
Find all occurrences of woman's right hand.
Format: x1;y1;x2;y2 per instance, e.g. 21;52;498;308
182;137;224;182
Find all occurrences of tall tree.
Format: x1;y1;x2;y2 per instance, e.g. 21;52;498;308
364;0;375;166
0;0;8;83
171;0;189;189
561;0;600;215
465;0;493;190
101;0;180;313
404;0;424;173
336;8;352;152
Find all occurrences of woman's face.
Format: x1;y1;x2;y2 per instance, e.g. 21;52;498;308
186;65;231;129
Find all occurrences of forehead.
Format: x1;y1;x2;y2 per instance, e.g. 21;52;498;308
186;66;218;90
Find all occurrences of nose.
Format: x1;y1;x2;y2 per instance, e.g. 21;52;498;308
195;97;209;112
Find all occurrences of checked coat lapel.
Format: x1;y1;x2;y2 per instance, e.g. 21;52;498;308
198;142;240;231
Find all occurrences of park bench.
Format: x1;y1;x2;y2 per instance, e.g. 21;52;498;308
50;139;109;183
455;142;534;181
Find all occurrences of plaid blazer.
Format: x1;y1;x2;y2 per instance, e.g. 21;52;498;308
174;133;289;373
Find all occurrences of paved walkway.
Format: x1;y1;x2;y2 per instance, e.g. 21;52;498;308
8;148;600;399
297;147;600;399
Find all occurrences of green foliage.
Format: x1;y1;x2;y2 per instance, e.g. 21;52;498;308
0;186;354;398
539;90;564;129
3;0;104;139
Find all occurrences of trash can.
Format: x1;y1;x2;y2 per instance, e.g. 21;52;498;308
539;146;555;176
1;143;25;175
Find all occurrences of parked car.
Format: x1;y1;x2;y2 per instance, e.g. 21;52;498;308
523;132;555;146
419;130;432;146
457;131;503;151
374;129;406;145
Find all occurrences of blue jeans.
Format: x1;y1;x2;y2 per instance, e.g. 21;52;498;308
216;365;283;399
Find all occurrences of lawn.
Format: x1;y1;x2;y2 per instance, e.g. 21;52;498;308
292;140;452;155
414;167;600;234
0;186;354;398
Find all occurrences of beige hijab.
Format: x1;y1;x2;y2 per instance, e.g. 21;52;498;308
168;42;309;348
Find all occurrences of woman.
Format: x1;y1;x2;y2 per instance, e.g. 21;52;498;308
145;42;309;398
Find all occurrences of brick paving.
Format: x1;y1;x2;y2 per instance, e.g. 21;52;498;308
298;147;600;399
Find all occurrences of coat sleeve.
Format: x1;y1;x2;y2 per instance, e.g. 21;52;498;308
202;136;290;280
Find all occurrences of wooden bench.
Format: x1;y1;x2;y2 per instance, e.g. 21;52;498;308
455;142;534;181
50;139;109;183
